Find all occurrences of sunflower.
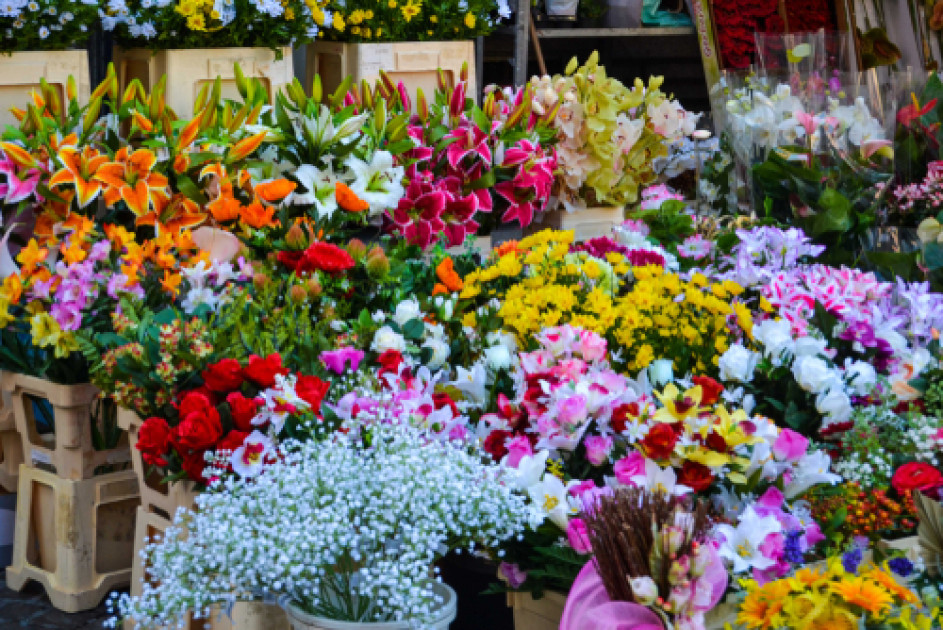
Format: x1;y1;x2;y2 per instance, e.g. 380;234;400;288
862;565;921;606
829;575;894;617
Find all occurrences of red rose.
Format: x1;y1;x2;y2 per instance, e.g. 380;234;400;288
483;430;512;461
243;353;289;389
227;391;260;432
176;386;216;407
691;376;724;406
377;349;405;379
892;462;943;495
297;242;355;275
611;402;639;435
677;461;714;492
177;391;215;420
202;358;244;392
277;250;304;272
181;450;209;484
296;374;330;412
433;392;459;417
216;430;249;454
137;417;172;467
174;393;223;452
641;423;678;460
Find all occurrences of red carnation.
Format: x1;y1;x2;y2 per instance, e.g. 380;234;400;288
677;461;714;492
243;353;289;389
691;375;724;406
227;391;260;432
892;462;943;495
296;374;330;413
202;358;244;392
296;242;355;276
640;423;678;460
137;417;172;467
483;430;512;461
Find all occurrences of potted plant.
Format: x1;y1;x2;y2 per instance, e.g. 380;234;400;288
103;0;321;115
111;421;531;629
0;0;94;129
307;0;509;104
528;53;697;241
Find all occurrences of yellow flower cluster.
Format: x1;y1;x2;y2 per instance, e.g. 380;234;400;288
175;0;223;32
459;229;748;376
737;561;934;630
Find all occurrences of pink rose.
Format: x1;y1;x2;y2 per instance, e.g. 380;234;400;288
772;429;808;463
557;395;588;426
566;518;592;554
577;329;607;362
583;435;613;466
614;452;647;485
505;435;534;468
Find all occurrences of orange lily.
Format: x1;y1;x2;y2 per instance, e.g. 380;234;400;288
95;147;169;217
0;142;37;169
240;199;277;229
62;213;95;239
138;193;207;235
49;146;109;207
16;240;48;270
227;132;267;162
254;179;297;204
160;270;182;297
336;181;370;212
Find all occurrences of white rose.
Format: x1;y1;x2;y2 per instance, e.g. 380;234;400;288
423;337;450;370
392;298;422;326
816;387;852;424
648;359;675;387
371;325;407;353
718;344;759;383
793;336;828;357
792;355;840;394
752;319;794;364
485;345;513;371
843;359;876;396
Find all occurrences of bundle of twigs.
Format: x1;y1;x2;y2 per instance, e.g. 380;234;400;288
583;487;712;604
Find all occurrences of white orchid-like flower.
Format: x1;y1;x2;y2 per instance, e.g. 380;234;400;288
716;506;782;573
231;431;274;478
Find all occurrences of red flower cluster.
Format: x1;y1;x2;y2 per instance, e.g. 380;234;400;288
277;242;355;276
135;353;330;484
712;0;780;69
784;0;835;33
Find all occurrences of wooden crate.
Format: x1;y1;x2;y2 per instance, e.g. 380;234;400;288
129;507;290;630
114;47;293;116
506;590;566;630
528;206;625;242
2;372;130;481
306;40;476;107
6;465;139;612
0;50;90;130
0;382;23;492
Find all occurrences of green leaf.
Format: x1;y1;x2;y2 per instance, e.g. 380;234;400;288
402;318;425;341
175;174;208;206
925;241;943;270
811;189;853;235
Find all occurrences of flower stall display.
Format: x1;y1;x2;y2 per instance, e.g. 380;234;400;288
103;0;322;115
307;0;509;105
111;421;531;629
0;0;94;128
527;53;697;240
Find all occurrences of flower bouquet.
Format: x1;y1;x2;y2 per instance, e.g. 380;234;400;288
111;422;531;629
318;0;508;42
0;0;96;52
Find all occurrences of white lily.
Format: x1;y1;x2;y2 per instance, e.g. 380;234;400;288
231;431;274;478
345;151;405;216
631;459;691;497
527;473;576;530
451;363;488;406
783;450;841;499
715;506;782;573
290;163;340;219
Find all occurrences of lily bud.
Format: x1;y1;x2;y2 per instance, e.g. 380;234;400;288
253;273;269;290
668;556;690;585
311;74;322;103
285;224;308;250
662;525;685;556
289;284;307;304
416;88;429;123
449;82;466;118
306;277;322;297
365;246;389;279
346;238;367;261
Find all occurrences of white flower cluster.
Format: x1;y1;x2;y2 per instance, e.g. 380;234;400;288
179;258;247;314
111;423;530;629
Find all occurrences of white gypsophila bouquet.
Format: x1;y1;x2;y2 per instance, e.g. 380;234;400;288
110;422;531;629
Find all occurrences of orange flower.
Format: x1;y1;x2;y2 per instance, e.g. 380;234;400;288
435;257;464;292
60;241;87;265
173;154;190;174
829;576;893;616
16;240;48;270
62;213;94;240
336;181;370;212
160;270;182;297
2;275;23;304
104;224;136;251
495;240;521;257
863;566;920;606
49;146;109;208
138;193;207;235
240;199;277;229
94;147;169;217
255;179;297;204
432;283;448;296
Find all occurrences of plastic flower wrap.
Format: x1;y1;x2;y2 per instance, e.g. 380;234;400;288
0;0;97;52
531;52;697;212
111;422;531;628
320;0;508;42
102;0;328;50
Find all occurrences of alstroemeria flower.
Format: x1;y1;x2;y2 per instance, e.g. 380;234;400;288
231;430;274;478
320;347;366;375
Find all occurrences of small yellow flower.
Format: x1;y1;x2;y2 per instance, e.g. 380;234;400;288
464;12;475;28
333;13;345;31
429;14;437;22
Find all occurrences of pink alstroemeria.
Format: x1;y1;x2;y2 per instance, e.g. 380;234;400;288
320;347;366;375
231;430;274;478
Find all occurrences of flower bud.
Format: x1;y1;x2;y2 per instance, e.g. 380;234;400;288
285;223;307;250
662;525;685;556
347;238;367;261
306;277;322;297
668;556;690;585
690;544;710;578
252;273;269;290
289;285;307;304
629;576;658;606
365;246;390;279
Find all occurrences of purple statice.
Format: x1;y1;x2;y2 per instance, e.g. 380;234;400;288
841;547;863;574
782;530;804;564
888;556;914;577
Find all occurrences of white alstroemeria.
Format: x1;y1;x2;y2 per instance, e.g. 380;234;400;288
527;473;577;530
451;363;488;406
180;259;213;289
504;450;550;490
254;374;311;434
181;286;219;314
711;486;754;521
783;450;841;499
231;431;274;478
631;459;691;497
716;506;782;573
345;151;405;216
290;163;340;219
